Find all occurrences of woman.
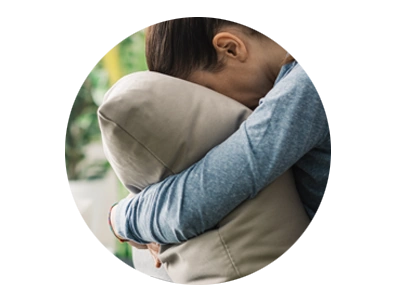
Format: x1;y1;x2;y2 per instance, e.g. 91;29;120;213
109;17;330;264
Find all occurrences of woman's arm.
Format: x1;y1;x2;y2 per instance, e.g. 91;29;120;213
112;63;329;245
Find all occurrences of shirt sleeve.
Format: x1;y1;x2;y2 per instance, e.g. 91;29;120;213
113;64;329;245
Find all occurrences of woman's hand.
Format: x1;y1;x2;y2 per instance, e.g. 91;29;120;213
126;241;161;268
110;203;162;267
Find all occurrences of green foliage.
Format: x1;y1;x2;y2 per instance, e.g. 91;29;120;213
115;242;132;258
65;31;147;181
119;31;148;76
66;30;148;263
65;78;106;180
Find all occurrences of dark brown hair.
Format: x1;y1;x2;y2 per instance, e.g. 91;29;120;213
145;17;294;80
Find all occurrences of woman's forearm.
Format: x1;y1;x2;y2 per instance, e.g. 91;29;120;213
113;63;329;244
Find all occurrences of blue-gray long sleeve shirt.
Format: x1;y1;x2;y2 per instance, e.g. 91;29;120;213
113;61;331;244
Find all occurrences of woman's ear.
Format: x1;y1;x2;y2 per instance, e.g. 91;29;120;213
212;32;248;62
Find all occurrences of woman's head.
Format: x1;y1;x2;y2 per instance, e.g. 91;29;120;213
146;18;291;109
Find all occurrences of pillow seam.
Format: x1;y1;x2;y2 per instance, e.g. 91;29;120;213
98;111;176;176
217;229;241;278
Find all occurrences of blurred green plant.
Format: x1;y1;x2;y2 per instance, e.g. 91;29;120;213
65;31;147;181
119;31;148;77
66;30;147;265
65;78;107;180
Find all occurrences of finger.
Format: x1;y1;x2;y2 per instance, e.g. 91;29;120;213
155;259;161;268
151;255;161;268
148;248;162;268
151;253;162;268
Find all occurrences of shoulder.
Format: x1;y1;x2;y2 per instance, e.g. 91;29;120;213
258;61;324;123
271;62;319;102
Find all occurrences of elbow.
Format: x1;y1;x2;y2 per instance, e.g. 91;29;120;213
168;218;199;243
166;208;205;243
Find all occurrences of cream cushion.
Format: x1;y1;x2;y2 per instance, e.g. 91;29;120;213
98;71;310;284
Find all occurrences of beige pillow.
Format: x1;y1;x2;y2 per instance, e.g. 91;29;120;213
98;71;310;284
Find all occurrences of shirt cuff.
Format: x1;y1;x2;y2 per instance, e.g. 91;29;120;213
108;202;128;243
112;195;148;245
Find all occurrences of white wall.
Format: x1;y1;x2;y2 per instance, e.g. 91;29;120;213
68;144;121;249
